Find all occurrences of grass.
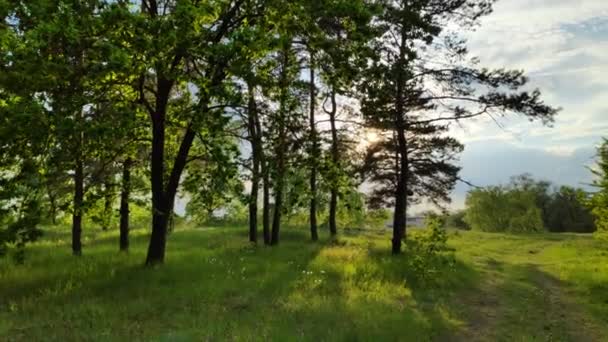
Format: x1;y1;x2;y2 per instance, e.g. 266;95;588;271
1;225;607;341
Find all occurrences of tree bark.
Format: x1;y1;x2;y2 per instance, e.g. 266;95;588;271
119;158;131;252
257;97;270;245
72;154;83;256
270;45;291;246
145;78;171;265
247;84;260;244
48;192;57;225
102;181;113;231
146;124;196;265
328;89;338;237
262;158;271;245
308;51;318;242
392;125;408;255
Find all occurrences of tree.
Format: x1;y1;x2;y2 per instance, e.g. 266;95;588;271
546;186;595;233
1;0;129;256
464;186;544;233
359;0;559;254
589;139;608;235
269;39;306;245
111;0;264;264
314;0;375;237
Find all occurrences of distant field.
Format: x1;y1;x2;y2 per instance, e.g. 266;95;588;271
1;226;607;341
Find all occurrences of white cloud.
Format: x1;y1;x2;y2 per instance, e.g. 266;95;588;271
420;1;608;211
449;0;608;152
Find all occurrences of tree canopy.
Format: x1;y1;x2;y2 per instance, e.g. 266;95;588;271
1;0;559;262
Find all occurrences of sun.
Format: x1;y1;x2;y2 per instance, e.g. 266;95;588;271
365;130;381;144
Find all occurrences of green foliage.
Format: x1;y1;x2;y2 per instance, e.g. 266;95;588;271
588;139;608;238
203;200;250;227
465;175;594;233
404;218;455;287
546;186;595;233
363;208;392;229
464;186;544;233
443;210;469;230
0;0;560;263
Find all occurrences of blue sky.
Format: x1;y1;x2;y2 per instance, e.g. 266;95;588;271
439;0;608;210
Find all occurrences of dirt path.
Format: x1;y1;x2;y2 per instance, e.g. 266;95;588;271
453;263;606;342
528;268;605;342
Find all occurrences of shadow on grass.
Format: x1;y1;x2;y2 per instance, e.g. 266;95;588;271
9;227;579;341
1;228;329;340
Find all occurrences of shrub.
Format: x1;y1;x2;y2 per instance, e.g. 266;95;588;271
443;210;469;230
404;218;455;287
464;186;544;233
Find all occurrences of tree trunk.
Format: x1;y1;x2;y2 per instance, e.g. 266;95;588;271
72;156;83;256
392;126;408;255
249;177;259;244
270;183;283;245
328;89;338;237
392;30;409;255
247;84;260;244
257;100;270;245
102;181;113;231
270;45;291;246
48;192;57;225
262;159;271;245
119;158;131;252
271;115;286;246
146;124;196;265
308;51;318;242
146;110;168;265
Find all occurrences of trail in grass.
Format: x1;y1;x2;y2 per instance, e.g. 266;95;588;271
453;234;607;342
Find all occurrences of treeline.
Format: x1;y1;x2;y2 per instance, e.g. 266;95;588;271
439;147;608;235
458;174;595;233
1;0;558;264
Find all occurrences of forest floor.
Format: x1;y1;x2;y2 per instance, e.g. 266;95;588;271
1;225;607;341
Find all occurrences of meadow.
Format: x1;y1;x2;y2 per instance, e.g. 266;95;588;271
1;225;607;341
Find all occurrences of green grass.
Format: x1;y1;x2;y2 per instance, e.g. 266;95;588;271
1;226;607;341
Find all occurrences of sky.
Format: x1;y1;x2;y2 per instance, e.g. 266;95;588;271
438;0;608;211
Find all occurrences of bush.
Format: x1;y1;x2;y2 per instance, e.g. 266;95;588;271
404;218;455;287
443;210;469;230
464;186;544;233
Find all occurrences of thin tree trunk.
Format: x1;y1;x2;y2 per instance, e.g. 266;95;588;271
247;84;260;244
392;30;409;255
270;184;283;245
308;51;318;242
270;44;291;246
257;99;270;245
328;88;338;237
262;159;271;245
249;179;259;243
72;154;83;256
393;126;408;254
119;158;131;252
48;192;57;225
102;181;113;231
